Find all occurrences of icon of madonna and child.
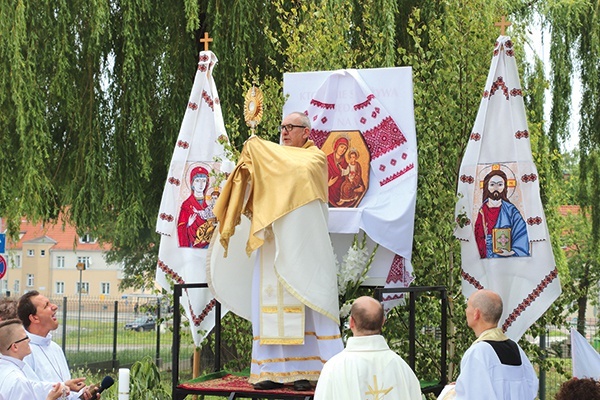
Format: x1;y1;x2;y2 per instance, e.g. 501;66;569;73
177;164;221;249
325;132;370;208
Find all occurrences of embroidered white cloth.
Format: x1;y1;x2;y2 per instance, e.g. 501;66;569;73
313;335;422;400
571;328;600;379
155;50;234;345
286;68;418;309
453;36;561;340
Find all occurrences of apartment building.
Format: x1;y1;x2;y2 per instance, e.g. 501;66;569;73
1;218;125;298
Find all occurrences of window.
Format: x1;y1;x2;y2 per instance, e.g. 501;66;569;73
76;282;89;295
56;256;65;268
77;256;90;269
101;282;110;295
55;282;65;295
27;249;34;257
13;280;20;294
40;249;46;257
1;280;7;292
26;274;34;287
13;255;21;268
79;234;96;244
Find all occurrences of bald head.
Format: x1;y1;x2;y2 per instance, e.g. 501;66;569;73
470;290;503;324
350;296;384;336
466;290;504;336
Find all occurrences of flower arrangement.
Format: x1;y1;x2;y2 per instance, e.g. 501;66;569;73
336;233;378;319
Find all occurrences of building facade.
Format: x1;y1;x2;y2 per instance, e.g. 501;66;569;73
1;218;125;298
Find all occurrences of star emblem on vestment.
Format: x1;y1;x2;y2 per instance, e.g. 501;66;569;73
365;375;393;399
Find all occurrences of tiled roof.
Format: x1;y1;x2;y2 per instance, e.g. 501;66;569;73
6;217;109;251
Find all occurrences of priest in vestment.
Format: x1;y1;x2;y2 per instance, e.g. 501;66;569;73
314;296;422;400
454;290;538;399
208;112;343;391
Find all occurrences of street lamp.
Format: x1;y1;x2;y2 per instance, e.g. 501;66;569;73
76;261;86;352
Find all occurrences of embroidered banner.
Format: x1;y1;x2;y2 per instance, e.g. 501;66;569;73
454;36;561;340
155;51;234;345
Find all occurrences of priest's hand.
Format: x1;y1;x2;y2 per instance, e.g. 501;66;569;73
65;377;86;391
46;382;69;400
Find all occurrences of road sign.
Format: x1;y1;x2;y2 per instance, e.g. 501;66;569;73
0;233;5;253
0;255;6;279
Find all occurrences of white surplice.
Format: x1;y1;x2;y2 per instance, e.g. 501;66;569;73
455;328;538;400
314;335;422;400
0;356;40;400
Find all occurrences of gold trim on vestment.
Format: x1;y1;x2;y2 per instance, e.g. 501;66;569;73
252;356;325;365
253;332;342;341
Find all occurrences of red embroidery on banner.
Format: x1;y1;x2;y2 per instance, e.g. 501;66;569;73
177;140;189;149
505;40;513;49
168;177;181;186
460;175;475;184
310;99;335;110
489;77;509;100
198;64;207;72
379;165;386;172
360;117;367;124
188;102;198;110
470;132;481;141
215;97;220;105
159;213;174;222
390;159;397;166
527;216;543;225
380;163;415;186
461;270;484;290
483;91;489;99
157;259;185;285
402;153;408;160
199;54;209;62
202;90;214;111
510;88;523;97
321;116;328;124
506;49;515;57
190;298;217;326
520;173;537;183
309;129;330;148
363;116;407;159
354;94;375;111
515;130;529;139
502;269;559;331
386;255;413;285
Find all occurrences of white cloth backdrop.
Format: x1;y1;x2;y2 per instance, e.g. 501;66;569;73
284;67;417;309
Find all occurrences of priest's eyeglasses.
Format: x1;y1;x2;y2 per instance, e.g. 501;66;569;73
7;336;29;350
278;124;306;133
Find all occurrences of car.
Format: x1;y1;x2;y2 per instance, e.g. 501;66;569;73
124;316;156;332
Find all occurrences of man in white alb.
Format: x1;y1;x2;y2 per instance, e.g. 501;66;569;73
17;291;97;399
0;319;66;400
454;289;538;399
314;296;422;400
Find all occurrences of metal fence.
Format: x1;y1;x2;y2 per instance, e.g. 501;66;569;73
49;295;195;372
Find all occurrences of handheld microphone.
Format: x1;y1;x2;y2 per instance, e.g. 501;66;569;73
79;376;114;399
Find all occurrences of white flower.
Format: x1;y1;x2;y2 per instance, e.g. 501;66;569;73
339;302;352;318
